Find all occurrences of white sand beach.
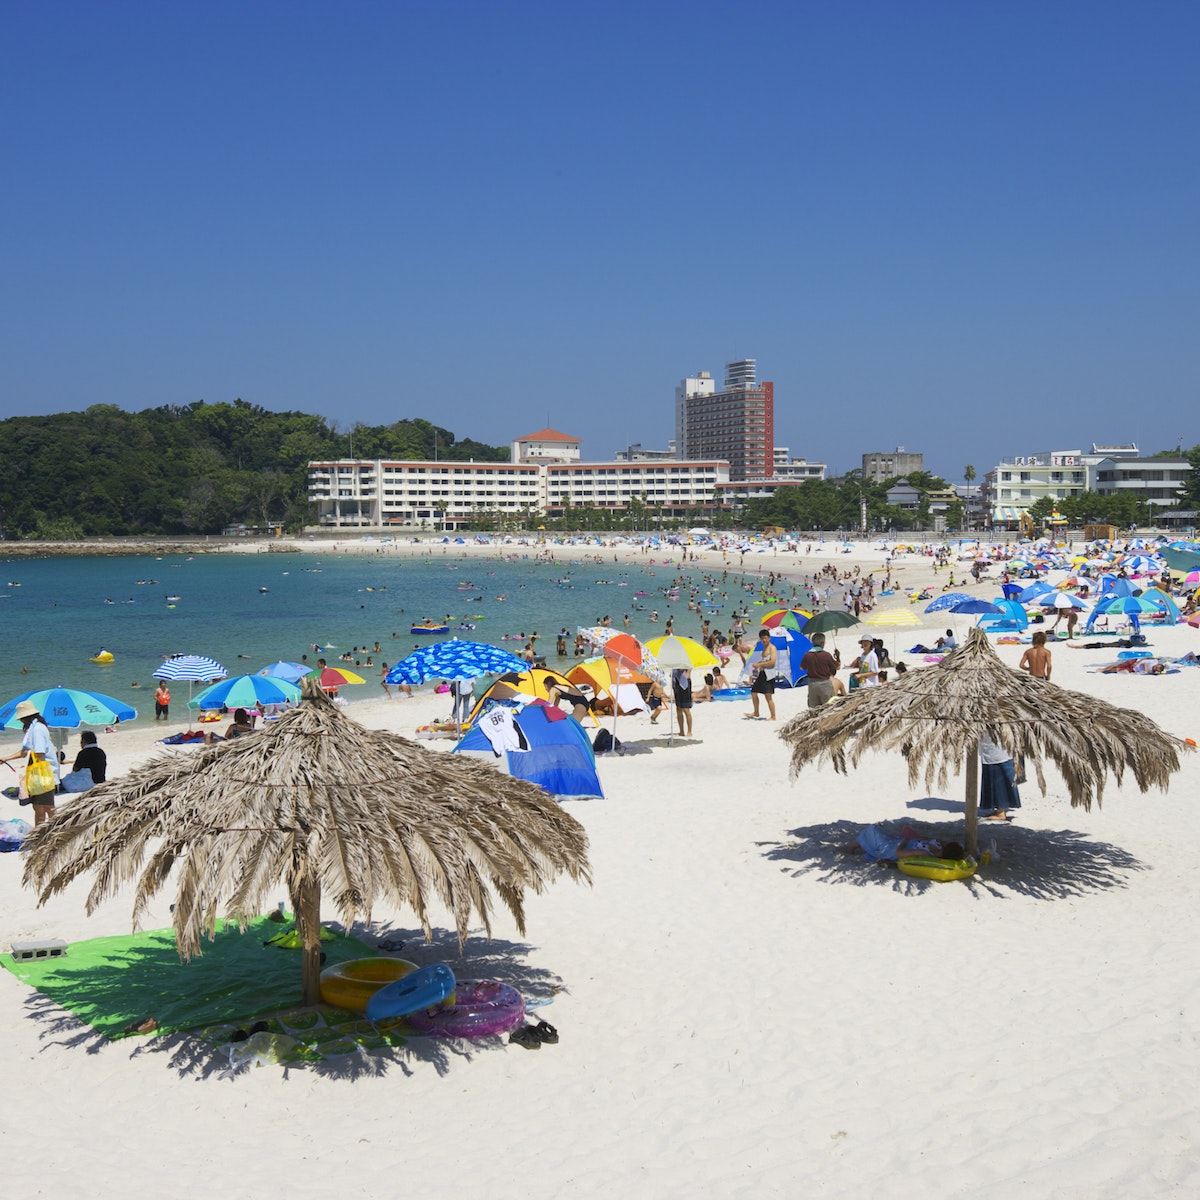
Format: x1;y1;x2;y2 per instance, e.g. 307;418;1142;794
1;541;1197;1199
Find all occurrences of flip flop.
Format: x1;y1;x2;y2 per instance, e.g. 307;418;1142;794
508;1025;542;1050
123;1017;158;1035
532;1019;558;1044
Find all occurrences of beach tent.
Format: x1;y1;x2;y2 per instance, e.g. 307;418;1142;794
454;700;603;800
976;599;1029;632
739;628;812;688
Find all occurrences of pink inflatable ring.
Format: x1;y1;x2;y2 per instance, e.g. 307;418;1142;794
405;979;525;1039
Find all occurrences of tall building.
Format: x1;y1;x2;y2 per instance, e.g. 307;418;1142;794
678;359;774;481
674;372;715;458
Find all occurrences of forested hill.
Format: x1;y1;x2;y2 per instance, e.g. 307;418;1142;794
0;400;508;538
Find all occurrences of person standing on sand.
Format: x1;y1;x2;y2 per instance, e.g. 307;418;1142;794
672;668;693;737
799;633;840;707
1019;631;1052;680
747;628;778;720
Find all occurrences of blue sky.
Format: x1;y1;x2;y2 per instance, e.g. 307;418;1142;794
3;1;1197;481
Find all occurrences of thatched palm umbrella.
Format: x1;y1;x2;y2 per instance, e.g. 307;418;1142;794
779;628;1187;855
22;682;590;1005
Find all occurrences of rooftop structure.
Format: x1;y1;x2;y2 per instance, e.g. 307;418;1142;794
511;429;581;466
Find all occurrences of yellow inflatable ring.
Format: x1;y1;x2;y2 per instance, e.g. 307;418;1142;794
898;856;977;882
319;957;419;1012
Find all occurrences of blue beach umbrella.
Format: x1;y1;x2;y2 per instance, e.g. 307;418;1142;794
924;592;973;613
0;687;137;730
385;639;529;686
188;674;302;711
258;661;311;684
1017;582;1055;604
949;599;1003;616
1092;595;1160;617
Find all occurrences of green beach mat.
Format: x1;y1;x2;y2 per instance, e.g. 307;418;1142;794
1;916;377;1039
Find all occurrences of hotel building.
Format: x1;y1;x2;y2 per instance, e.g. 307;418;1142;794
308;428;730;529
677;359;774;481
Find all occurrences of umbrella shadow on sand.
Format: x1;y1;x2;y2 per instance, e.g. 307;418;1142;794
760;816;1146;900
20;929;565;1082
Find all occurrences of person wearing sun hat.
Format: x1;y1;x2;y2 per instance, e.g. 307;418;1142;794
1;699;60;824
848;635;881;691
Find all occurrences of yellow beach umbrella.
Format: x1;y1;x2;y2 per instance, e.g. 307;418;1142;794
862;608;922;628
643;635;720;669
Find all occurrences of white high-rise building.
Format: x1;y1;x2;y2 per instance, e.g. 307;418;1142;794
674;371;715;458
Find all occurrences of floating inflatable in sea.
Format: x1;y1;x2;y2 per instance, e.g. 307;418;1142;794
411;624;449;635
90;651;114;664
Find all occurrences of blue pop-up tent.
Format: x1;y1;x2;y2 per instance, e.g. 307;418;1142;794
454;700;603;799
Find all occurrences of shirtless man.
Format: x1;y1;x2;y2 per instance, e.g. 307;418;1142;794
1019;631;1052;681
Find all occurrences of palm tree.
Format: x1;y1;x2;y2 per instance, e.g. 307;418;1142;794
963;465;976;531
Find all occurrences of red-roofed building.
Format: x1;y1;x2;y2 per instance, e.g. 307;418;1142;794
511;429;582;465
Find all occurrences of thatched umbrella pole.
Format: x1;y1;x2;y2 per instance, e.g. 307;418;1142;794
964;748;980;857
288;862;323;1008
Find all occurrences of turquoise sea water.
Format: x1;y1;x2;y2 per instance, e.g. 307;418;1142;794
0;549;739;729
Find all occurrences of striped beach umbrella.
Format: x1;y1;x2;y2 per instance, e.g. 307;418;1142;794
152;655;226;682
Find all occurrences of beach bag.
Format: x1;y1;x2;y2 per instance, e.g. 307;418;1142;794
59;768;95;794
24;755;56;797
592;729;623;754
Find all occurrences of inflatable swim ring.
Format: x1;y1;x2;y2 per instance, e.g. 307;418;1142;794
319;957;419;1012
366;963;456;1023
405;978;525;1039
90;652;114;664
898;856;977;882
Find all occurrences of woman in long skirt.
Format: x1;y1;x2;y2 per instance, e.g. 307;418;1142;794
979;731;1021;821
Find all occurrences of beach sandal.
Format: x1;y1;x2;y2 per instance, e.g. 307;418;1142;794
508;1025;542;1050
124;1017;158;1035
532;1019;558;1044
